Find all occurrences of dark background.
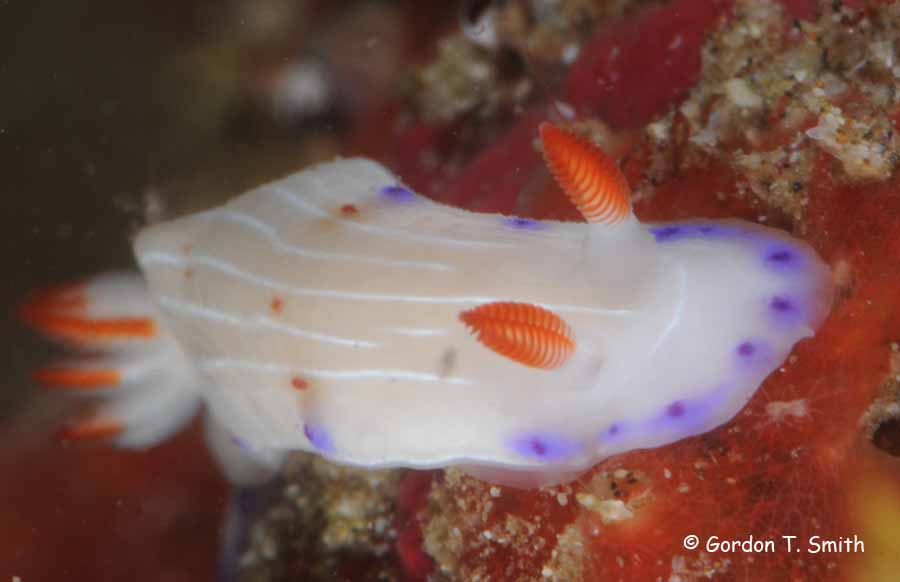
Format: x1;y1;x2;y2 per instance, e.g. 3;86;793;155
3;0;214;414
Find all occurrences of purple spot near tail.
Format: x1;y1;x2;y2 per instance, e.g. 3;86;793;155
503;216;546;231
380;185;415;202
510;432;581;461
303;423;334;452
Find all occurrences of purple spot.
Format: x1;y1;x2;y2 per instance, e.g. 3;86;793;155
647;386;730;434
770;295;793;312
598;421;628;443
733;339;775;371
767;294;805;327
229;434;249;451
737;341;756;357
651;225;683;242
303;423;334;452
380;185;415;202
695;223;738;238
666;401;687;418
650;222;741;243
762;244;805;273
509;432;581;461
503;216;545;230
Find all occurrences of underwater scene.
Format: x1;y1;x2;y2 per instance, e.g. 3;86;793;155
4;0;900;580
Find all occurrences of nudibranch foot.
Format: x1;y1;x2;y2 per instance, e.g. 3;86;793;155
205;413;287;484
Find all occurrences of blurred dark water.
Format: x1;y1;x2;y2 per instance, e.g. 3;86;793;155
1;0;214;416
5;0;333;426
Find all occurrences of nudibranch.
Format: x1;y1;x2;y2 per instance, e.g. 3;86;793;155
22;123;833;486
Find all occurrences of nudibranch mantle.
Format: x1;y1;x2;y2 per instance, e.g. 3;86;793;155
26;125;833;487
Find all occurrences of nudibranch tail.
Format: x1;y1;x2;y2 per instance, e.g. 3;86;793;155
539;122;631;225
460;301;576;370
21;273;203;449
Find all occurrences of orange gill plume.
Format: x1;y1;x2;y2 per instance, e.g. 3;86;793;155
32;368;121;390
56;415;125;442
19;283;156;343
459;301;576;370
538;122;631;225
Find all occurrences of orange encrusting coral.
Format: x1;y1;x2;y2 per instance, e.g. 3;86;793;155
459;301;575;370
33;367;121;389
538;122;631;225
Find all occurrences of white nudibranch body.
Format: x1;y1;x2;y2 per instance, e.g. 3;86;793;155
26;125;833;487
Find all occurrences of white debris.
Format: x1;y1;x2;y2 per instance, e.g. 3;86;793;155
562;44;580;65
576;494;634;524
766;399;809;422
806;105;893;179
271;60;332;120
725;78;763;108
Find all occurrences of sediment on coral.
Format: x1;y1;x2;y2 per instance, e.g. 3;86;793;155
410;0;658;124
642;0;900;223
238;455;405;582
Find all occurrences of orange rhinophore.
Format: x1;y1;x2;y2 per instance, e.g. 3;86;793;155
539;122;631;225
56;415;124;441
459;301;576;370
33;367;121;390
